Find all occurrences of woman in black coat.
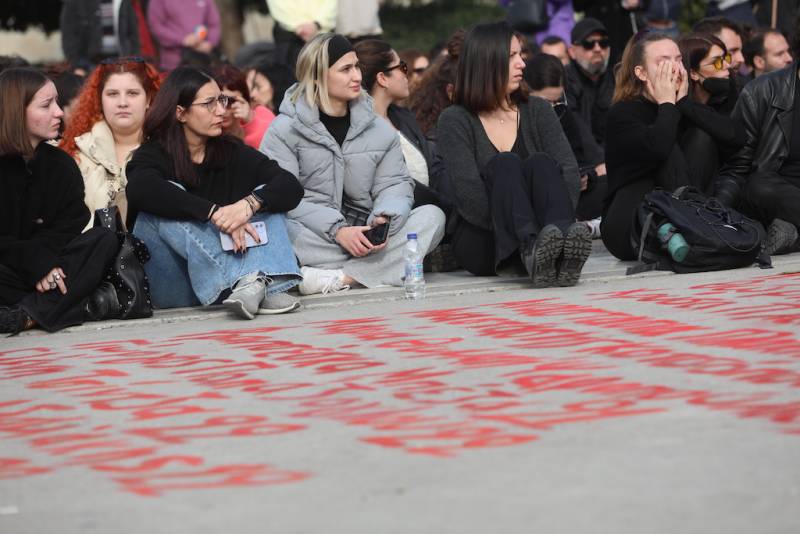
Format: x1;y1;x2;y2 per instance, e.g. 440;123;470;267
0;68;118;334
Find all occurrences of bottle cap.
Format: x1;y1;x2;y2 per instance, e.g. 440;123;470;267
407;233;417;239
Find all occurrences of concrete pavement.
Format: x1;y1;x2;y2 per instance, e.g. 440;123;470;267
1;246;800;533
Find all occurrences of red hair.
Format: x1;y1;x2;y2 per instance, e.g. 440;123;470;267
60;58;161;156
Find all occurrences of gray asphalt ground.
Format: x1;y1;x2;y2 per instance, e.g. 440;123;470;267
2;245;800;534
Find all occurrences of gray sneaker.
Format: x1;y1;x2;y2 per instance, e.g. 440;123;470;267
764;218;799;256
258;291;301;315
222;272;267;320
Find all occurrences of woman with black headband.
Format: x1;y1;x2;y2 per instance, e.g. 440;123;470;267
261;33;445;295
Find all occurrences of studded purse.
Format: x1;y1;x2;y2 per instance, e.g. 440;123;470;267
93;207;153;319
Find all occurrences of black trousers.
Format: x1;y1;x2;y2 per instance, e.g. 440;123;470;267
0;227;118;332
273;25;305;70
743;170;800;228
576;173;608;221
452;152;575;275
601;136;718;261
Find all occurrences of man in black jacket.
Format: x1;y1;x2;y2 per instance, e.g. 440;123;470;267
716;58;800;255
60;0;141;69
565;17;615;148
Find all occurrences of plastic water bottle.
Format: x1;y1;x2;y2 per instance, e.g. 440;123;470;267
657;223;690;262
403;233;425;300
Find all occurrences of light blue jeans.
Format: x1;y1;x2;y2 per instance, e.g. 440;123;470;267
133;212;301;309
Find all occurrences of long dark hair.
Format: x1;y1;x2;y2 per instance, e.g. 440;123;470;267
249;61;296;112
453;21;528;113
0;68;50;157
679;33;728;89
353;39;395;92
143;67;235;186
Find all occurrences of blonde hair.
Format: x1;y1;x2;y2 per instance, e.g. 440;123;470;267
293;33;343;115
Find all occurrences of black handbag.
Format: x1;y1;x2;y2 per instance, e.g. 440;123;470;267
507;0;550;33
93;207;153;319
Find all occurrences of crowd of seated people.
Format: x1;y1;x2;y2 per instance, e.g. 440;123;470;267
2;5;800;335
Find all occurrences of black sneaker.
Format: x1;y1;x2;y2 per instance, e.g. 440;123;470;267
764;218;799;256
521;225;563;288
85;281;122;321
0;306;32;335
557;222;593;287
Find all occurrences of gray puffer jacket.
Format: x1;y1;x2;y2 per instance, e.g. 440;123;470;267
260;85;413;242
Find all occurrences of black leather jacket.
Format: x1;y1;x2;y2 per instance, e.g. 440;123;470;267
719;61;799;185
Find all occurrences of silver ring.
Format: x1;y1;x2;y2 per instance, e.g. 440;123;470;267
49;282;56;289
54;274;61;280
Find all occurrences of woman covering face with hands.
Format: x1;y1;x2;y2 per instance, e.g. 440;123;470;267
126;67;304;319
601;32;743;262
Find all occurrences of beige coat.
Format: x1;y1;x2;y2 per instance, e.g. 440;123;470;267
74;120;131;229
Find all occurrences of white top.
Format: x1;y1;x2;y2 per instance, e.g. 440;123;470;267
398;131;429;186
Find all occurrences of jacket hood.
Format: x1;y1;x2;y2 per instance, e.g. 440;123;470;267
278;83;377;149
74;120;123;175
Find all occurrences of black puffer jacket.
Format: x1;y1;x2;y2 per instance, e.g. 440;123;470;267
718;62;799;186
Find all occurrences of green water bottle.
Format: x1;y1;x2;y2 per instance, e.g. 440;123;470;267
657;223;689;262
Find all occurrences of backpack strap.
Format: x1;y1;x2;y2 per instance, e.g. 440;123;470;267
626;211;665;275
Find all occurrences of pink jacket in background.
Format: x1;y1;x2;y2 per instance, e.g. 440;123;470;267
147;0;221;71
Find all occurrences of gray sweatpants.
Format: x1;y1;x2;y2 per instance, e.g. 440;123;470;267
287;205;446;288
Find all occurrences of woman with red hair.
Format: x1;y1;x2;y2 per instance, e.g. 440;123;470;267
60;57;160;228
213;64;275;149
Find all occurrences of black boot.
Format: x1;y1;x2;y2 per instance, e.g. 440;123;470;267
0;305;33;335
84;281;122;321
520;224;563;288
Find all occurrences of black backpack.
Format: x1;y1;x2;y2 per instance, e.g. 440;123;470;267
627;186;768;275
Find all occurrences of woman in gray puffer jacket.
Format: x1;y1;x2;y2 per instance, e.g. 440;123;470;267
261;33;445;295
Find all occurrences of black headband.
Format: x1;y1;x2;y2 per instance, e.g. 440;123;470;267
328;35;354;67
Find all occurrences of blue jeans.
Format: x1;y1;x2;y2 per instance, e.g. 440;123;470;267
133;212;301;309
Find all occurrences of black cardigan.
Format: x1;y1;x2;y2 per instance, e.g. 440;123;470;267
0;142;90;285
126;139;304;226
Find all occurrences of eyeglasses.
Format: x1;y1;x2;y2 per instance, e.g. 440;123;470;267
100;56;146;65
190;94;230;111
580;38;610;50
702;53;732;71
383;60;409;75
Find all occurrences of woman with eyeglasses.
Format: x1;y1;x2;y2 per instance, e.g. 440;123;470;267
0;68;120;334
398;49;429;91
526;52;607;230
602;32;744;261
126;67;304;318
60;57;160;230
354;39;454;215
213;64;276;149
437;21;589;286
261;33;445;295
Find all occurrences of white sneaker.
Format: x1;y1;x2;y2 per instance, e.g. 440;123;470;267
298;267;350;295
585;217;602;239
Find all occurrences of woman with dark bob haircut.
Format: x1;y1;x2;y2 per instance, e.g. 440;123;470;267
0;68;119;334
437;21;589;287
126;67;304;319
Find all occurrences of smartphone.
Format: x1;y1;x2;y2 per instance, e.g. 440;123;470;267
220;221;268;251
363;222;389;246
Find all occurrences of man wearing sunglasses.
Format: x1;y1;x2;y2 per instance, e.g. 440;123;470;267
565;17;615;149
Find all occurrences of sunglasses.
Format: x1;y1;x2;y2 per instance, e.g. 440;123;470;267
702;53;732;71
580;38;610;50
383;60;409;75
190;94;230;112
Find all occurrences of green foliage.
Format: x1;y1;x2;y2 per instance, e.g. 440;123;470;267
678;0;708;34
381;0;505;54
